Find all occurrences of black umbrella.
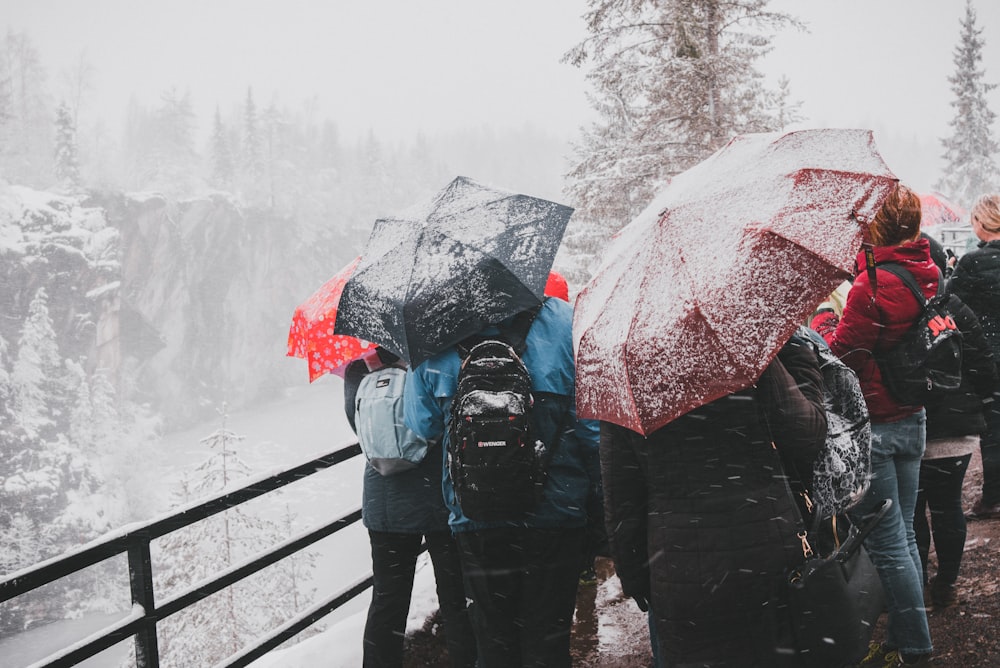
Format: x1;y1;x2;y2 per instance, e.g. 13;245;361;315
334;176;573;367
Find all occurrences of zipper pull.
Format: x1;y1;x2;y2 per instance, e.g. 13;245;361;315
797;531;814;559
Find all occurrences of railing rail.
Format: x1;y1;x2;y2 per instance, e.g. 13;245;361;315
0;442;367;668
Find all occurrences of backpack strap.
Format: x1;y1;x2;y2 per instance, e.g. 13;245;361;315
875;262;943;307
864;245;878;302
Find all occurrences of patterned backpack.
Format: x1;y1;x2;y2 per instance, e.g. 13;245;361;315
793;327;872;519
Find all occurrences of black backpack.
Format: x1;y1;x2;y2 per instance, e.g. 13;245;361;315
876;263;963;405
447;303;546;522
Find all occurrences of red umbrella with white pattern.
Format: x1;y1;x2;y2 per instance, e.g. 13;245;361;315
286;257;379;382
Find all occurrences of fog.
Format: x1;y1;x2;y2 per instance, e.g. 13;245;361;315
3;0;1000;664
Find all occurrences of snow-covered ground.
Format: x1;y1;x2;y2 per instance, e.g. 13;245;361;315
0;374;442;668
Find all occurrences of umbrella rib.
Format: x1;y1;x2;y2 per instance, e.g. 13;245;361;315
756;226;857;279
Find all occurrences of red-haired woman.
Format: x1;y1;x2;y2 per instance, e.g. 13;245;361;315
811;183;933;667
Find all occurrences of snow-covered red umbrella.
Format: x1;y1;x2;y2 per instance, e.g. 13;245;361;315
333;176;573;367
573;128;898;436
918;191;966;228
286;257;380;382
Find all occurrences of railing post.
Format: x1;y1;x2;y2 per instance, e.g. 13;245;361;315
128;535;160;668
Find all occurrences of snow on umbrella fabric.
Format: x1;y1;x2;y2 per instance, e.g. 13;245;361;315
573;128;898;436
918;191;966;228
286;256;378;382
333;176;573;367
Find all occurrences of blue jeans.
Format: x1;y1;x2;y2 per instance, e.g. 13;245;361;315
850;411;932;656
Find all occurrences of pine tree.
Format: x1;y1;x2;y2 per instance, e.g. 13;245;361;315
53;100;81;187
145;87;199;193
146;407;310;667
242;87;263;185
0;30;52;186
11;288;62;438
209;105;235;190
0;333;13;432
937;0;999;208
561;0;798;282
261;100;286;208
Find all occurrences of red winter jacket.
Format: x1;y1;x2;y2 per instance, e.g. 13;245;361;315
814;238;939;423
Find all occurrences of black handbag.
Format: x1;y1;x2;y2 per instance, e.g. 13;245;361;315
783;499;890;667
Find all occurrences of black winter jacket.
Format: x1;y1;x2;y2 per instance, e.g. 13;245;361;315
925;294;998;440
950;240;1000;364
601;339;826;666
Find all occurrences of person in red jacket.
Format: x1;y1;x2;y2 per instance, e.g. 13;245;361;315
811;183;933;667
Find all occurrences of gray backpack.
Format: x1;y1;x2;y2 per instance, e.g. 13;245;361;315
354;366;429;475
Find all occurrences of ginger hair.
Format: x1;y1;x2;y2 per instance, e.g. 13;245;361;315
868;183;922;247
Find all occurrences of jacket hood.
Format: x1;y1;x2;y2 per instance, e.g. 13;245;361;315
854;237;933;276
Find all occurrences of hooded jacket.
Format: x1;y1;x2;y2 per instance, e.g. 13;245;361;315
817;238;939;423
403;297;598;532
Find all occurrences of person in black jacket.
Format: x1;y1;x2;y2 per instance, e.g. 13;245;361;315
343;348;476;668
949;193;1000;519
601;336;826;666
915;254;999;608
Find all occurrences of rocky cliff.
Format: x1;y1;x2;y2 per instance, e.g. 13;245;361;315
1;184;350;430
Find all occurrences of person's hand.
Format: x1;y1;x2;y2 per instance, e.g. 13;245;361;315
809;308;839;338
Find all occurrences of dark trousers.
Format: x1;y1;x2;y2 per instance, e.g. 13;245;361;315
982;394;1000;504
363;530;476;668
914;454;971;585
456;526;585;668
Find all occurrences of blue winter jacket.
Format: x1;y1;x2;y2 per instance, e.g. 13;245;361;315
404;297;599;533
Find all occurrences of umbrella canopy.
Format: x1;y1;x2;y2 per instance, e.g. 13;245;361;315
574;128;898;435
334;176;573;367
919;191;966;228
286;256;379;382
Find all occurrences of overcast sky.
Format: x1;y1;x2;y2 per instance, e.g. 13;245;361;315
6;0;1000;194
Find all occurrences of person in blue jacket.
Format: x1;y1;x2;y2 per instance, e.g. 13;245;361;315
344;348;476;668
404;296;599;668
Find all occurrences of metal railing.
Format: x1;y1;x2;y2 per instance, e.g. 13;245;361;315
0;442;368;668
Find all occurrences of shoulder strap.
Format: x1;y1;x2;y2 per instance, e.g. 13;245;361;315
876;262;943;307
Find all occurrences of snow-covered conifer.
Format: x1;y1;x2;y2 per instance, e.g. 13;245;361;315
243;87;263;181
937;0;999;207
146;408;312;667
209;105;235;190
12;288;61;437
560;0;799;282
53;100;81;187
